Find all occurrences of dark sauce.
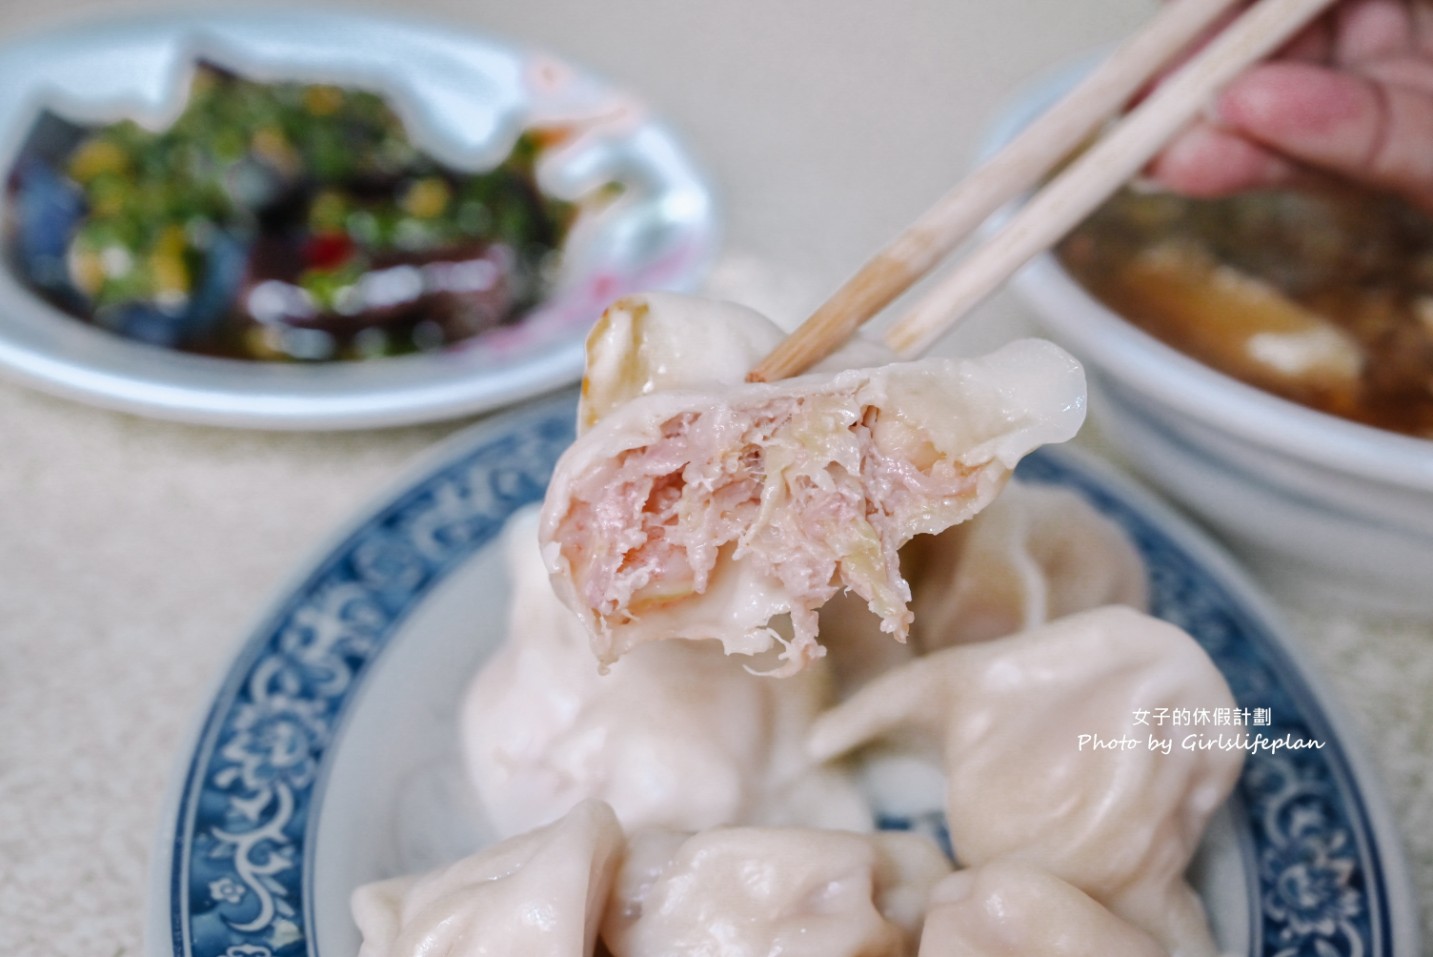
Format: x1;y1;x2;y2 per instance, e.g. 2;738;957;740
1058;185;1433;439
5;63;579;361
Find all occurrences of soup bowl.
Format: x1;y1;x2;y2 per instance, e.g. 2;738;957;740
986;61;1433;614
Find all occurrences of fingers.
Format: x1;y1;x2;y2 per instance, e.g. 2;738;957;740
1415;0;1433;59
1332;0;1414;62
1214;60;1433;209
1146;120;1296;196
1280;13;1336;62
1133;5;1330;105
1359;53;1433;94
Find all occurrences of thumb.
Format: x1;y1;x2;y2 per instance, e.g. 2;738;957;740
1214;60;1433;211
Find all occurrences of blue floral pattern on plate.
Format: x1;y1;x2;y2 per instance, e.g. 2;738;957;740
154;393;1414;957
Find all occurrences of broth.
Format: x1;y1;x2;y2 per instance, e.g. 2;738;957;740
1058;185;1433;439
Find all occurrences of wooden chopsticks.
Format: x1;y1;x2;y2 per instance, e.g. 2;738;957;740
747;0;1340;382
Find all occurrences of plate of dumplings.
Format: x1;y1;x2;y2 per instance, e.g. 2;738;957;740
148;295;1418;957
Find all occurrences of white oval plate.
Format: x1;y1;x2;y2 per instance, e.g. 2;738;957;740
147;393;1418;956
0;13;717;429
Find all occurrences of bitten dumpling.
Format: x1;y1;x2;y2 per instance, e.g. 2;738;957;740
917;861;1168;957
542;308;1086;675
351;799;623;957
809;606;1241;957
461;507;869;838
601;826;952;957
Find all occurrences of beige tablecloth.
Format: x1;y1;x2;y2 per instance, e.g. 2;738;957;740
1;1;1429;954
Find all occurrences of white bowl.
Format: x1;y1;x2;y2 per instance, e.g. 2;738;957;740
987;61;1433;614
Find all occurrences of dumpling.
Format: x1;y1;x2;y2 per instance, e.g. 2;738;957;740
917;861;1167;957
573;291;924;687
808;606;1241;957
816;479;1146;696
907;479;1148;650
541;318;1086;675
816;586;920;697
460;507;869;838
579;291;895;433
579;293;787;432
351;799;623;957
601;826;952;957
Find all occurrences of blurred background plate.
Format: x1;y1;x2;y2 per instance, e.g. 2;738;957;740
0;11;717;428
147;392;1417;957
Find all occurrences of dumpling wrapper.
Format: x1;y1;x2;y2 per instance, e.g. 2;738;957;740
809;606;1242;957
351;799;623;957
541;294;1086;675
460;507;870;838
917;861;1168;957
601;826;952;957
907;479;1148;651
578;292;895;433
818;478;1148;698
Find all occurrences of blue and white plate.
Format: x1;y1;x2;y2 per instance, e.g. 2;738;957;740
0;13;716;428
147;392;1418;956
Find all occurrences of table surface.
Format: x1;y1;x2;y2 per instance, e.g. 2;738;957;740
1;1;1429;955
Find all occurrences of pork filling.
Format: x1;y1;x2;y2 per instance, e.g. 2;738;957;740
552;389;980;672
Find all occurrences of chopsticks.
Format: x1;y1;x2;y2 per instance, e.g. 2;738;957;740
747;0;1340;381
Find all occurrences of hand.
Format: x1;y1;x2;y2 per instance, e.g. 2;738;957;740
1149;0;1433;212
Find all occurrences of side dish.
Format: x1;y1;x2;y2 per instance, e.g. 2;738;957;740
6;63;581;361
1059;184;1433;438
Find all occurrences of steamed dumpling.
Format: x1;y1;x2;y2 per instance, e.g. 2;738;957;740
542;296;1086;675
809;606;1241;957
579;292;895;432
917;861;1168;957
351;799;623;957
816;586;920;698
817;479;1146;696
907;479;1148;650
601;826;952;957
461;507;869;838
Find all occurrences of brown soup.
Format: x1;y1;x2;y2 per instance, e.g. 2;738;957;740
1058;185;1433;439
